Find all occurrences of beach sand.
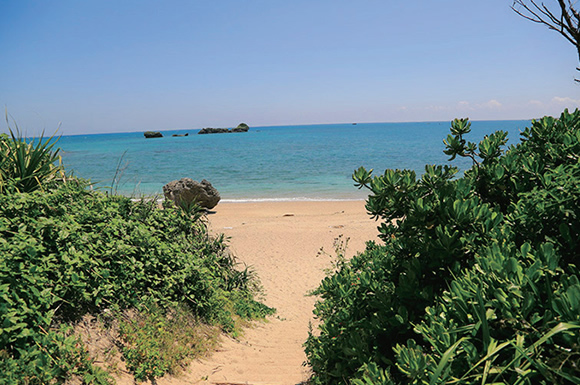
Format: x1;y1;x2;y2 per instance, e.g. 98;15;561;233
152;200;380;385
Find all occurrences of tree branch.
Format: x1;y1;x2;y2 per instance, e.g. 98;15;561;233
512;0;577;45
513;0;580;78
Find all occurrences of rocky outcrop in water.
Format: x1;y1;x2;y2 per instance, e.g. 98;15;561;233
232;123;249;132
172;133;189;137
198;128;230;134
198;123;250;134
144;131;163;138
162;178;220;210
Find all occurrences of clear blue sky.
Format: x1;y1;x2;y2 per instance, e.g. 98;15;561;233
1;0;579;135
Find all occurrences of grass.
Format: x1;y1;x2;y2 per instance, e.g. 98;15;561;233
117;304;221;382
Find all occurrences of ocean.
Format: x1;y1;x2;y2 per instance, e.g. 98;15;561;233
58;120;530;201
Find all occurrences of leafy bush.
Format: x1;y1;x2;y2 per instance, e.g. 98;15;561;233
305;110;580;384
0;135;273;383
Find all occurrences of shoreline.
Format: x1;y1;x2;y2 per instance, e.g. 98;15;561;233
131;196;369;204
219;197;366;203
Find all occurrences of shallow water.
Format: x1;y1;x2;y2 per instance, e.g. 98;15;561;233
58;120;529;200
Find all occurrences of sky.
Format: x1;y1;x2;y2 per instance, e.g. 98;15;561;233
1;0;580;135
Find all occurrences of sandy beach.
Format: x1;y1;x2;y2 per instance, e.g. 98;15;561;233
154;200;379;385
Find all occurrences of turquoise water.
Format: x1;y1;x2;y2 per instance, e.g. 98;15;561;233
58;121;529;201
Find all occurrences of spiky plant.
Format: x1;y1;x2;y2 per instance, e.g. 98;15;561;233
0;120;64;194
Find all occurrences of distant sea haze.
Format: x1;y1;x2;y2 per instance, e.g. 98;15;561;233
58;121;529;201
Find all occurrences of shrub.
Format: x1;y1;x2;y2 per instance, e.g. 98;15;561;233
305;109;580;384
0;125;64;194
0;135;274;383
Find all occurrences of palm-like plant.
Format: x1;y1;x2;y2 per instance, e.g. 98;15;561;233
0;120;64;194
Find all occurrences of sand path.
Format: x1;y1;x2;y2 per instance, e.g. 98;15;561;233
155;200;378;385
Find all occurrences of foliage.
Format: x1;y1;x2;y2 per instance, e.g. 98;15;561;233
0;323;111;385
0;124;64;194
305;109;580;384
117;304;219;382
0;135;274;383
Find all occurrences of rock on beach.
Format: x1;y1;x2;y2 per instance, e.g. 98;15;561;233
163;178;221;210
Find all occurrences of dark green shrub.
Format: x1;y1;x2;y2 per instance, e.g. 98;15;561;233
387;241;580;385
0;149;273;382
305;110;580;384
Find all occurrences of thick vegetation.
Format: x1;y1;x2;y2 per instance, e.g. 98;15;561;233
305;110;580;384
0;131;273;384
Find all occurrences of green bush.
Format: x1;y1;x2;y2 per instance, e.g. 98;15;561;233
0;136;274;383
305;110;580;384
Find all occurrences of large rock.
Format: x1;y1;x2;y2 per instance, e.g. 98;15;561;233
231;123;249;133
198;127;230;134
144;131;163;138
198;124;250;134
163;178;220;210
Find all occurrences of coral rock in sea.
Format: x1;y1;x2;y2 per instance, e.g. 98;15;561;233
144;131;163;138
163;178;221;210
198;123;250;134
198;127;230;134
231;123;250;132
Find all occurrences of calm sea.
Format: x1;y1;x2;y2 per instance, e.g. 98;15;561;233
58;121;529;201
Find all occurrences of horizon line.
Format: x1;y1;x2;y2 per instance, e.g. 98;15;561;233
55;117;534;138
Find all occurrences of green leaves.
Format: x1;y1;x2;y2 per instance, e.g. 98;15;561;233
307;110;580;385
118;304;220;382
443;118;478;162
0;121;64;194
353;166;373;189
478;130;509;162
0;177;273;382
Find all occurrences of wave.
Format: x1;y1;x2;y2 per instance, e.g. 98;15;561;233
220;197;365;203
128;196;365;204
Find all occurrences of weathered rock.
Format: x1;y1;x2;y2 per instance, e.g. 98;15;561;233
144;131;163;138
231;123;250;133
172;133;189;137
198;124;250;134
162;178;220;210
198;127;229;134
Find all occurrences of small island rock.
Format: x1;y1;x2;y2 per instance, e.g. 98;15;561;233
198;127;230;134
163;178;220;210
231;123;250;133
198;123;250;134
144;131;163;138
